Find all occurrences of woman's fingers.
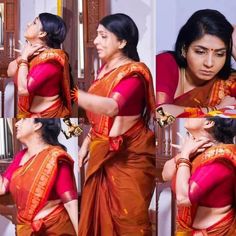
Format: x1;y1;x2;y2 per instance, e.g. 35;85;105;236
171;143;181;149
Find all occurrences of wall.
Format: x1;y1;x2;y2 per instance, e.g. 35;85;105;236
156;0;236;53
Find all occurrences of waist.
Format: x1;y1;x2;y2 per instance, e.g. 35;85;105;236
91;119;146;140
30;95;60;112
33;199;62;221
193;205;233;229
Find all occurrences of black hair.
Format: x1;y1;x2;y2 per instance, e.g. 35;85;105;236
99;13;140;62
39;13;67;49
207;117;236;144
174;9;233;79
34;118;67;150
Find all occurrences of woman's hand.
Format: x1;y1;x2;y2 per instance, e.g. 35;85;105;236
181;134;212;159
78;136;91;168
21;42;45;60
232;25;236;61
171;132;213;161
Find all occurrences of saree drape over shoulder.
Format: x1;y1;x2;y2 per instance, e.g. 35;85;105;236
156;52;236;117
17;49;72;118
78;62;157;236
175;144;236;236
9;146;76;235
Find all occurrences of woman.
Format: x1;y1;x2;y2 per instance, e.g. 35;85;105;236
75;13;156;235
0;119;78;235
162;118;236;235
7;13;72;118
156;9;236;117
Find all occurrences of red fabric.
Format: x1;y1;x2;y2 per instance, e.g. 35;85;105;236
27;61;62;96
3;149;77;201
156;52;179;105
189;161;235;207
111;76;145;115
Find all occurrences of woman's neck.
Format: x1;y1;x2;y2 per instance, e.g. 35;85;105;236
185;68;210;87
23;138;49;157
26;38;47;47
190;130;218;144
104;54;131;72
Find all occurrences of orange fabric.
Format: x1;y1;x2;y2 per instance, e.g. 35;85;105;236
17;49;72;118
86;62;156;136
16;205;76;236
9;146;74;226
176;144;236;235
78;122;156;236
175;74;236;117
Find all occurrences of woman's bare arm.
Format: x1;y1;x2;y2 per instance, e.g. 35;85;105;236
77;89;119;117
64;199;78;235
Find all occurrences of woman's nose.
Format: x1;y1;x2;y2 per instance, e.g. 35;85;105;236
204;53;214;68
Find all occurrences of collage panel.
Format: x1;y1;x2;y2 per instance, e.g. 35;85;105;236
156;117;236;236
0;0;235;236
0;118;79;235
156;1;236;119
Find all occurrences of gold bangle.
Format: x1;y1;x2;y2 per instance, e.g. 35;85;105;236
176;158;192;169
18;62;28;67
177;163;191;169
17;59;29;66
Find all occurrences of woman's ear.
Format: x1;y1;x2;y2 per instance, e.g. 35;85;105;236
118;40;127;49
33;122;43;131
39;31;47;39
204;120;215;129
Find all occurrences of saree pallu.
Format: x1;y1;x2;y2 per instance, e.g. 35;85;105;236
17;49;72;118
9;146;74;233
78;121;156;236
175;70;236;117
17;204;76;236
176;144;236;235
86;62;156;136
17;97;70;118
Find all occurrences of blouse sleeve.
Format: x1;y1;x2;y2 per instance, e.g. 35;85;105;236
189;161;234;204
156;53;179;105
55;161;78;203
2;149;26;181
27;61;62;94
110;76;145;116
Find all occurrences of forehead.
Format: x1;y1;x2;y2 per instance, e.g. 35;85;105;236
97;24;110;33
190;34;226;48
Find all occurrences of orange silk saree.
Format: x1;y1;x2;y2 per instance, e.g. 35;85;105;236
17;49;72;118
176;144;236;236
9;146;75;235
78;62;157;236
175;72;236;117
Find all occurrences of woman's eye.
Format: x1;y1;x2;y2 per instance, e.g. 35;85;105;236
195;50;205;55
216;52;226;57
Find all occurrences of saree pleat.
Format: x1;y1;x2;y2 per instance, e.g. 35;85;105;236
17;205;76;236
79;123;156;236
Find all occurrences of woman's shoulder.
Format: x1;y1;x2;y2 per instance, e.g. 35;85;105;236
156;51;177;62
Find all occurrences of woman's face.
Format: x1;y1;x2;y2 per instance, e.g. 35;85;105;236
185;34;227;81
15;119;37;141
94;24;124;61
24;17;43;40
